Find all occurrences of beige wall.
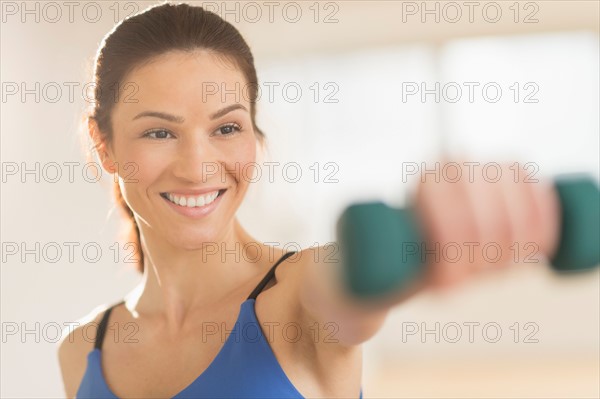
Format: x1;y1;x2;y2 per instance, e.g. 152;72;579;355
1;1;598;397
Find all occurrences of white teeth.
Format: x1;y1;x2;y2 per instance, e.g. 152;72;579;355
165;190;220;208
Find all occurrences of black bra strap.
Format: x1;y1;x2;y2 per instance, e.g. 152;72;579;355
247;251;297;300
94;300;125;350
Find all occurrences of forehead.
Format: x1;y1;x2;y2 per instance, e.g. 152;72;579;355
116;50;249;118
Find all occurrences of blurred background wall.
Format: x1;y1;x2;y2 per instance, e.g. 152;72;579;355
1;1;598;397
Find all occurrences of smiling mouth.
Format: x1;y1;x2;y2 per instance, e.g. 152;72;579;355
160;189;227;207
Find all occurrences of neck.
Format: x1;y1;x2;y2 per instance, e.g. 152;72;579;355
126;217;267;331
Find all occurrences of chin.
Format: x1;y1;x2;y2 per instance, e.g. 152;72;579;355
167;229;223;251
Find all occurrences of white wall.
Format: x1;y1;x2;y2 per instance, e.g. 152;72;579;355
1;1;598;397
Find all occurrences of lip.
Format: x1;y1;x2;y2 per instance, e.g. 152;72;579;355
161;189;226;219
161;187;226;196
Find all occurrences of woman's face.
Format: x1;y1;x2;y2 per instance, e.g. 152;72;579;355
104;50;258;250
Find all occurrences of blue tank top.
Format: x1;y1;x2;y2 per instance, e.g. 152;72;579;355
76;252;364;398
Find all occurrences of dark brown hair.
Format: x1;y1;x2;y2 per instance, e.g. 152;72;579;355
85;2;265;274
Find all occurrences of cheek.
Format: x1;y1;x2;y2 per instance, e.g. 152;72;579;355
225;136;257;183
113;139;167;201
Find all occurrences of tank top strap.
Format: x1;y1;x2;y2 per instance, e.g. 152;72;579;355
94;299;125;350
246;251;297;300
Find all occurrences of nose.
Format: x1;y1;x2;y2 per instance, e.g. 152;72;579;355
171;134;223;185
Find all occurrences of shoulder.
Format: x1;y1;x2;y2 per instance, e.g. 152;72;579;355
269;245;365;388
56;303;112;398
273;244;364;348
272;245;339;283
277;243;390;345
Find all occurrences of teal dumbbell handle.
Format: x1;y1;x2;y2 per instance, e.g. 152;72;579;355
336;176;600;299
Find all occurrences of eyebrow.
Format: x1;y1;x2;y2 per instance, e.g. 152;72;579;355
132;104;248;122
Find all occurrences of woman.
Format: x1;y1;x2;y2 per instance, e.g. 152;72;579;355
57;3;560;398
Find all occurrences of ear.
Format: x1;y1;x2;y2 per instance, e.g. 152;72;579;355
88;117;117;174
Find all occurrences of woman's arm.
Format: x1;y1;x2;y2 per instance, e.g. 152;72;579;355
295;244;427;347
294;163;560;347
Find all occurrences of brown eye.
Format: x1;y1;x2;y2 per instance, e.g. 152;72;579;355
217;123;241;136
143;129;173;139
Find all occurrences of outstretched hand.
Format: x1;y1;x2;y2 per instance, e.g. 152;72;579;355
413;161;561;291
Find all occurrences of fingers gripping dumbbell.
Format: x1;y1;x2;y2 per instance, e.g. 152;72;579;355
337;176;600;299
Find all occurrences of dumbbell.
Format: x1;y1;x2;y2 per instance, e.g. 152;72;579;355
336;175;600;299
